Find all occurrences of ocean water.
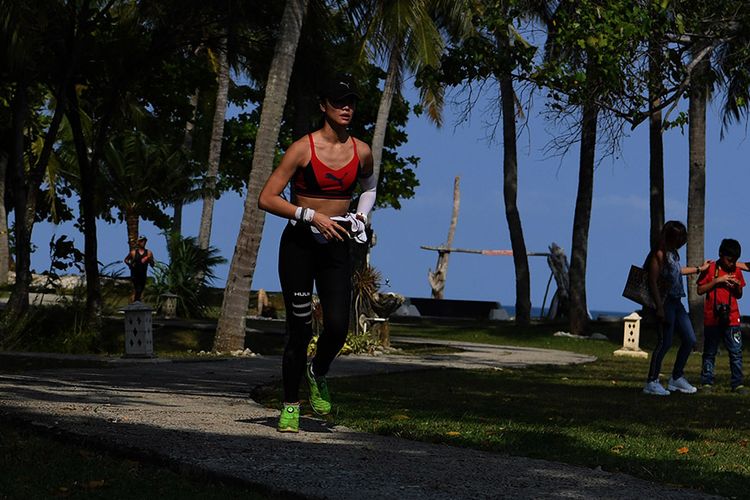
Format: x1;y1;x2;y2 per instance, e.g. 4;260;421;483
502;305;630;320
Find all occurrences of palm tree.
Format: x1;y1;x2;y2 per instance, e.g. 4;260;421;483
354;0;463;188
488;1;552;326
497;31;532;326
677;2;744;338
213;0;310;352
100;131;184;245
198;39;231;251
686;47;710;338
172;90;200;240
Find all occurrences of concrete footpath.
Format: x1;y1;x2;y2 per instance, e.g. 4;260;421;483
0;339;717;499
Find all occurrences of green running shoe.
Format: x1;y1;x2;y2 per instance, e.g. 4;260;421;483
277;403;300;433
305;363;332;415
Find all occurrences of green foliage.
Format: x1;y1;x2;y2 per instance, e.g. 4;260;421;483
101;130;186;230
0;304;96;353
539;0;652;112
147;234;226;318
45;234;84;280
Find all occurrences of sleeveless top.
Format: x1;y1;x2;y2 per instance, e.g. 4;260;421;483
292;134;361;200
131;249;149;279
661;250;685;298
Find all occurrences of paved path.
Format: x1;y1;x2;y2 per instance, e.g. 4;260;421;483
0;340;717;499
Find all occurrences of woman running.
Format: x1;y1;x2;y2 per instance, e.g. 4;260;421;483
258;74;376;432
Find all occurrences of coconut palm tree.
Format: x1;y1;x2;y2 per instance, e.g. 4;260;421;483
198;38;231;251
213;0;310;352
496;27;533;325
101;131;185;245
353;0;467;187
686;47;710;337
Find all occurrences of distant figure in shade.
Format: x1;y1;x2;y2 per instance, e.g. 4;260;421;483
124;235;154;303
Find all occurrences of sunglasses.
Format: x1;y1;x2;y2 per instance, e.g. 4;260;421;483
327;96;357;109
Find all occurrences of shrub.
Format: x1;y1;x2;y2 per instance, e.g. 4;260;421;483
146;234;226;318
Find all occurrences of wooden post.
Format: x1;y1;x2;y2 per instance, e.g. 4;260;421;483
256;288;268;317
428;177;460;299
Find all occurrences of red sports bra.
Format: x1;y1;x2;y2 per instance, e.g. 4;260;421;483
292;134;361;200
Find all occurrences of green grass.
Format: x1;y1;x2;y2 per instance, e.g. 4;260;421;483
0;421;280;499
390;319;625;357
256;321;750;498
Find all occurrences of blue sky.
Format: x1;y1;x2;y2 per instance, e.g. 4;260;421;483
29;77;750;316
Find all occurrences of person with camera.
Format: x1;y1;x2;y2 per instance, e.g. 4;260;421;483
697;239;747;395
643;221;710;396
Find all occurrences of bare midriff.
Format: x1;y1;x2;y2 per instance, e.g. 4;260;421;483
294;195;350;218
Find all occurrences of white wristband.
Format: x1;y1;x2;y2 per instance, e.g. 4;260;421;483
303;208;315;223
294;206;303;220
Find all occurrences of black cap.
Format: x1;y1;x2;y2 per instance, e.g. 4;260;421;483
320;74;359;101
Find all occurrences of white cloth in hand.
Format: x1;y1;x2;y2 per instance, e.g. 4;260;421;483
331;214;367;244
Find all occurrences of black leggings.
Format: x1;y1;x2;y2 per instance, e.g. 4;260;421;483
132;273;146;301
279;222;352;403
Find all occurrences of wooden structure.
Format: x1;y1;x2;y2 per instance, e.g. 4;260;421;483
428;177;460;299
420;242;571;320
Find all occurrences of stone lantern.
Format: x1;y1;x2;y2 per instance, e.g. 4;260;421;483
614;312;648;359
123;302;154;358
160;293;179;319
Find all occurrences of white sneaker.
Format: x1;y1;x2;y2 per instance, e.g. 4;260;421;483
643;380;671;396
667;376;697;394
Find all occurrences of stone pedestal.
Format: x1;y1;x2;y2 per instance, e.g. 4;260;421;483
614;312;648;359
123;302;154;358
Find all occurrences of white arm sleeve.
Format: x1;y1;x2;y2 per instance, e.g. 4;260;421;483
356;173;377;217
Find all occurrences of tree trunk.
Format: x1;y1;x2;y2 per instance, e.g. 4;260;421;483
7;81;67;316
428;177;460;299
198;44;230;250
569;94;598;336
125;206;139;249
0;152;9;285
213;0;309;352
169;90;199;259
290;78;316;139
648;39;665;251
497;34;531;325
172;200;183;241
687;51;709;343
66;88;102;329
371;46;402;182
7;85;30;318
